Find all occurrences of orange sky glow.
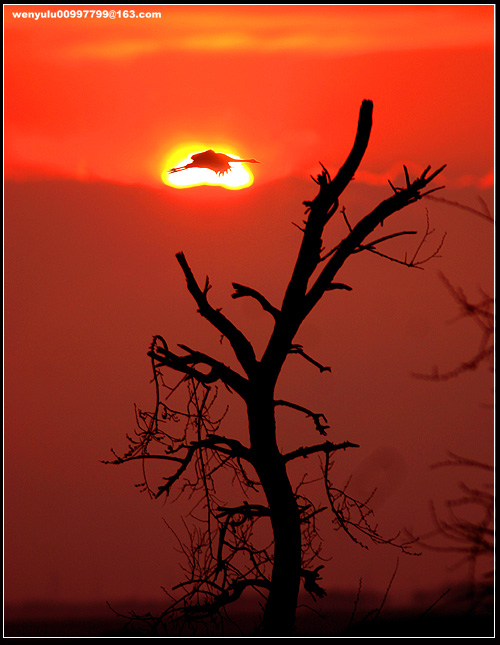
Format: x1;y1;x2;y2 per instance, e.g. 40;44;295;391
4;3;495;629
4;4;494;190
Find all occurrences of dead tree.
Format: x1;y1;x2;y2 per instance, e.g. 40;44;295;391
107;100;446;636
410;201;494;615
414;197;493;382
410;453;494;614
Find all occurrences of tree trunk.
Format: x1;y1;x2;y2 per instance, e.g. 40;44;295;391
247;390;302;636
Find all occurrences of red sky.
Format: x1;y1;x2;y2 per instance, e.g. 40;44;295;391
4;4;495;627
4;4;494;187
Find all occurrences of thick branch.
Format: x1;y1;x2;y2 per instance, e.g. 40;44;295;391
260;102;374;380
281;101;374;314
324;282;353;291
149;336;249;398
304;164;446;314
361;230;417;249
176;252;257;378
301;566;327;599
216;502;271;522
305;99;374;225
231;283;280;320
275;399;330;436
203;433;253;463
289;344;331;373
284;440;359;463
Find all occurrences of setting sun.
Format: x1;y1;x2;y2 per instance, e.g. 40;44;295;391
4;4;494;635
161;145;257;190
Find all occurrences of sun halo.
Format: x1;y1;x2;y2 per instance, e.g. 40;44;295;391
161;144;256;190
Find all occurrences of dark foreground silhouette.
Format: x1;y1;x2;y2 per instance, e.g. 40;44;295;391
5;586;493;638
109;100;449;636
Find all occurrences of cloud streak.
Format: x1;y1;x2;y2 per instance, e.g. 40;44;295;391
10;6;493;61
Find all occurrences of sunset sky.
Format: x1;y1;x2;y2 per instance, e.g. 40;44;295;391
4;4;495;627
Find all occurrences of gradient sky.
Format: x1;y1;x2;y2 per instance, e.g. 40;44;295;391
5;4;494;187
4;4;495;623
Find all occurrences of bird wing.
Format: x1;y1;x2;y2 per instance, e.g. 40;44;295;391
190;149;217;162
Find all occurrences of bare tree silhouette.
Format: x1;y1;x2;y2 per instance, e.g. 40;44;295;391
106;100;447;636
414;197;493;383
410;200;494;616
409;452;494;616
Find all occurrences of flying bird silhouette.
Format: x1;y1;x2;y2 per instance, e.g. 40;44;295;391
168;149;260;176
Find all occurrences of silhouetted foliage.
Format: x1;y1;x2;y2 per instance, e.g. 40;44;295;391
106;100;447;635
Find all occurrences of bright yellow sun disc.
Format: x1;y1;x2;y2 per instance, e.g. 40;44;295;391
161;146;256;190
